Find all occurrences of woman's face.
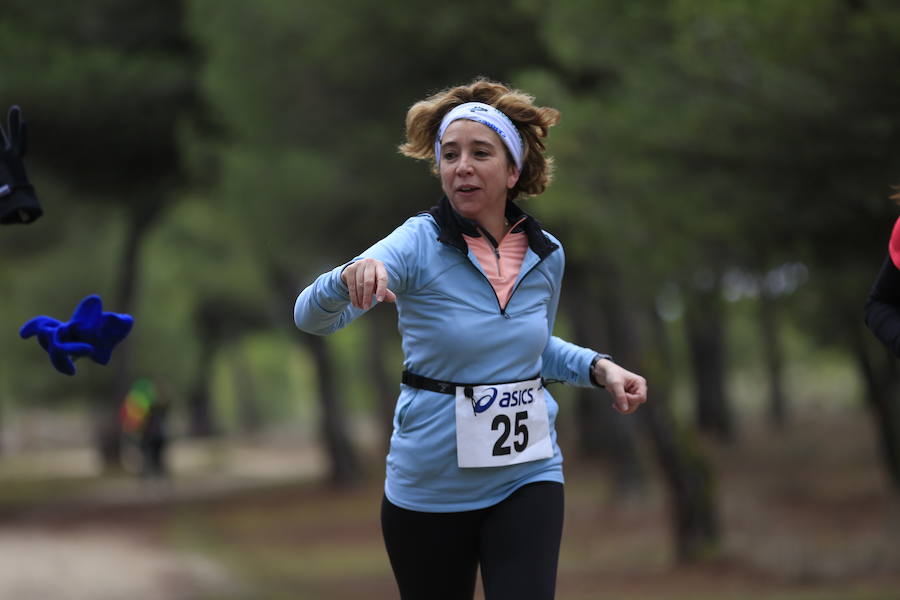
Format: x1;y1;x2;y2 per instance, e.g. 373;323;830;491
438;119;519;224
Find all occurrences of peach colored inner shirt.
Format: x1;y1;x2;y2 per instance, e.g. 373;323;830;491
463;222;528;310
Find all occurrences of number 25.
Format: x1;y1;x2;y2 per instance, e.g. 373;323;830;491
491;411;529;456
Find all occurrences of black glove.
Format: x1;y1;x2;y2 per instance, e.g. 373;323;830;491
0;105;42;225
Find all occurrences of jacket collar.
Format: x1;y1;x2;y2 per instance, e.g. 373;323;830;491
426;196;558;259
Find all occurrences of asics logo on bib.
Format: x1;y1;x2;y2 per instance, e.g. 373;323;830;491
474;386;536;414
473;388;498;414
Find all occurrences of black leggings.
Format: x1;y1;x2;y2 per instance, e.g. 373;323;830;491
381;481;564;600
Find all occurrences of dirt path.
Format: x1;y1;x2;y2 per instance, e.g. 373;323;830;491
0;525;233;600
0;438;326;600
2;416;900;599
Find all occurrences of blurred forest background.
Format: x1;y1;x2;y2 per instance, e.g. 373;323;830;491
1;1;900;599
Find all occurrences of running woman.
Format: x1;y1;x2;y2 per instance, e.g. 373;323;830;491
294;78;647;600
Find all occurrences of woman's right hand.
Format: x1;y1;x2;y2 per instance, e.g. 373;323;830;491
341;258;397;309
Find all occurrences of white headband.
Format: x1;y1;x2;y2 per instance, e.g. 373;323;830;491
435;102;524;171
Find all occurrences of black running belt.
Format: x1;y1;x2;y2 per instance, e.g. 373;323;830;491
401;370;544;395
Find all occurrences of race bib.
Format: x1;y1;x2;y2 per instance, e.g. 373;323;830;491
455;378;554;468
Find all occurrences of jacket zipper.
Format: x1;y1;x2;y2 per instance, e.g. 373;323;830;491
439;214;554;317
501;260;545;318
456;242;545;319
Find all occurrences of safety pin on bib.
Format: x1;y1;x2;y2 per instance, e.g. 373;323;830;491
464;386;476;416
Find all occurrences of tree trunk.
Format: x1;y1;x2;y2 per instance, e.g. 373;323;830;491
232;343;262;435
565;260;645;495
97;204;161;471
566;267;609;457
685;276;734;441
852;323;900;491
0;364;7;455
301;332;362;486
641;306;720;562
573;388;607;456
367;307;397;454
270;264;361;485
595;266;646;495
187;341;217;437
759;289;788;429
188;296;270;438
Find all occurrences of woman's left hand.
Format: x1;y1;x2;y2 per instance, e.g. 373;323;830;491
592;358;648;415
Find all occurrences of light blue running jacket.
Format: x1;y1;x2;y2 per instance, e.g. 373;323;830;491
294;198;606;512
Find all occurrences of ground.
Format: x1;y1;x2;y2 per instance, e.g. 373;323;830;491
0;410;898;600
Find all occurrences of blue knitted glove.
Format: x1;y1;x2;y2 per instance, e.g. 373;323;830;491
20;295;134;375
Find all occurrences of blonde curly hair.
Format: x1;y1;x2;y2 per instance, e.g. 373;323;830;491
398;78;560;201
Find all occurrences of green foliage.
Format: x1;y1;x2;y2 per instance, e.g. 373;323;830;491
186;0;553;273
2;0;899;438
0;0;196;408
0;0;194;188
530;0;900;370
211;334;317;435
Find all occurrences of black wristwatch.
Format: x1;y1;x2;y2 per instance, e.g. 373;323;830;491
589;354;607;387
